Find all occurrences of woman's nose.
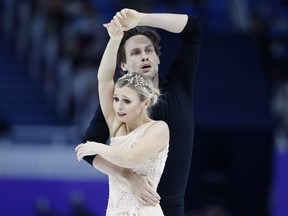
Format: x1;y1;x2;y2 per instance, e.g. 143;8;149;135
117;102;123;110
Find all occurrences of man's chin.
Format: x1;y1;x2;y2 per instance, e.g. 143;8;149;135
140;70;153;77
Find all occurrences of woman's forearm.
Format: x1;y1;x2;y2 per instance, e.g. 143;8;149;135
92;155;126;178
96;144;142;168
97;38;121;82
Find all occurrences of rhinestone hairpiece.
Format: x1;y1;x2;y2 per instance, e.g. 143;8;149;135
118;72;153;95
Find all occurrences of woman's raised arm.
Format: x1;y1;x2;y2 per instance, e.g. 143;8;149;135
97;19;124;127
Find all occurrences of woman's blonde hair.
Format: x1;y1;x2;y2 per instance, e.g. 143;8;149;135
115;72;160;109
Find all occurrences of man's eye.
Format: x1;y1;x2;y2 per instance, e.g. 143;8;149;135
132;50;140;55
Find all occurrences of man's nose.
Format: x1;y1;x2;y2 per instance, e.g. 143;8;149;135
141;53;149;61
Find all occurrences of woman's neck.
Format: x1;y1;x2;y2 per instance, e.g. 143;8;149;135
125;117;152;133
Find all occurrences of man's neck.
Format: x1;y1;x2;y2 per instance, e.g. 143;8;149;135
152;75;159;88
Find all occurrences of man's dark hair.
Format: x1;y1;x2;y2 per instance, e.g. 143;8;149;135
117;27;161;68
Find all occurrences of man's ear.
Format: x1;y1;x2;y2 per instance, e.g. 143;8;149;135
121;62;127;71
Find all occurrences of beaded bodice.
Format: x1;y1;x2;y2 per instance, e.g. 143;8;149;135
106;122;169;216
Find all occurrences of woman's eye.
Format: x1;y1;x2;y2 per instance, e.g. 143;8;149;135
124;99;131;104
113;97;119;102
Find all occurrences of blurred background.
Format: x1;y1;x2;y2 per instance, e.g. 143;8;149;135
0;0;287;215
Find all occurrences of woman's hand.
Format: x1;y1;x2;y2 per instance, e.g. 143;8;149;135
103;18;124;40
75;142;100;162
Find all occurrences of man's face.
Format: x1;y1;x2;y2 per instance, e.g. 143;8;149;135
121;35;160;80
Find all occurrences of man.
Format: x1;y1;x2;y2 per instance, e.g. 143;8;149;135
82;9;201;215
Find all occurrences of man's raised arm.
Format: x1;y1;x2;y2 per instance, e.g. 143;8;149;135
116;8;188;33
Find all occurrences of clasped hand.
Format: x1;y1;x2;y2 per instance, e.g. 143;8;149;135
103;8;141;38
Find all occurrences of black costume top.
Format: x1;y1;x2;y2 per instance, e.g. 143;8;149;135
82;15;201;207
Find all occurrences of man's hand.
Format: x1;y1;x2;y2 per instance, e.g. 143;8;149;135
114;8;141;31
122;170;161;206
76;143;161;205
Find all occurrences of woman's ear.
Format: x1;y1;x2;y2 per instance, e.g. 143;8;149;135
144;99;151;109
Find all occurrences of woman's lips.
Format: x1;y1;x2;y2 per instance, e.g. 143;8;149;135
117;112;126;117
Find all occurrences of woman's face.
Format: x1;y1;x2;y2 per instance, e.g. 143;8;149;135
113;86;146;122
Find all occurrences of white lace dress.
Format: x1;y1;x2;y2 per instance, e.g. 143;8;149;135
106;122;169;216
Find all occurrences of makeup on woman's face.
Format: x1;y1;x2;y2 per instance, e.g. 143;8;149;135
113;86;145;122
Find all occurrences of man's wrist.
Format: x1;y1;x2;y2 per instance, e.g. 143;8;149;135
120;168;133;181
138;12;147;26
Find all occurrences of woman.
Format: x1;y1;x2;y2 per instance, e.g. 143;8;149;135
75;16;169;216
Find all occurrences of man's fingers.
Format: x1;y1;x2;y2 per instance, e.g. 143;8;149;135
113;16;119;22
116;12;123;19
140;190;160;205
148;190;161;201
145;178;161;200
148;192;160;204
138;195;158;206
138;196;149;206
120;9;128;17
113;19;122;27
140;177;160;203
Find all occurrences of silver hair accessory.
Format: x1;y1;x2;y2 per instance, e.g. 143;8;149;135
118;72;153;95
